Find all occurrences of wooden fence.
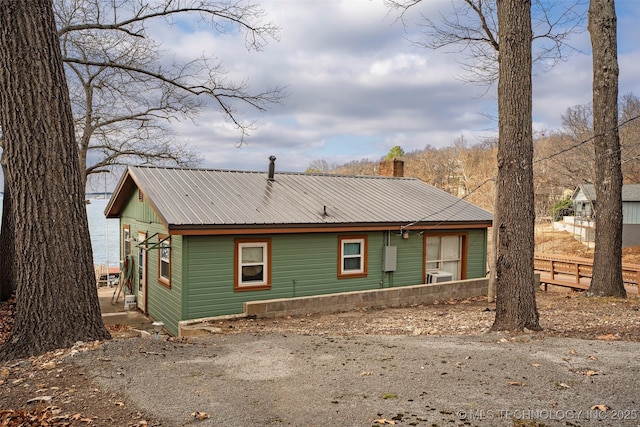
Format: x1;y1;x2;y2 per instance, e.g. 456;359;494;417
534;253;640;293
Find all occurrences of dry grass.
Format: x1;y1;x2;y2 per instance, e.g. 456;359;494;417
534;223;640;265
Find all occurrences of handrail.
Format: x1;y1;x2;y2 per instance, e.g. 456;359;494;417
534;253;640;292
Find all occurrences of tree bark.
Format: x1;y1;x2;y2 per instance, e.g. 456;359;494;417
587;0;626;298
0;0;110;361
0;185;16;301
491;0;541;331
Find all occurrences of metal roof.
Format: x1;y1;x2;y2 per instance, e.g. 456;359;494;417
106;165;493;232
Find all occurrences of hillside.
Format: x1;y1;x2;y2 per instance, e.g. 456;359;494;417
535;223;640;264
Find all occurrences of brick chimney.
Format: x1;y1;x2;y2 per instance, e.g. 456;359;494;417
379;159;404;177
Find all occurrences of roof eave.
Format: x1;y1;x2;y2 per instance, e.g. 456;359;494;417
167;220;493;236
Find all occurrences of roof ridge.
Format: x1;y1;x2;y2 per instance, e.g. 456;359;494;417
130;165;416;180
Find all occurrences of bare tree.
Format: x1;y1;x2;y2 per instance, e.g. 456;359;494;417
305;159;337;174
54;0;285;189
533;93;640;195
489;0;540;331
587;0;626;298
0;0;284;301
620;94;640;182
385;0;585;305
0;0;110;361
386;0;586;86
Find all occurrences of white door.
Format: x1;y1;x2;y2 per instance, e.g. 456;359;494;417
137;232;147;313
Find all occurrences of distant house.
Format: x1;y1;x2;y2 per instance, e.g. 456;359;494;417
105;159;493;335
571;183;640;246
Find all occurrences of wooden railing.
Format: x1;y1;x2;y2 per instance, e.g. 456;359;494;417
534;253;640;293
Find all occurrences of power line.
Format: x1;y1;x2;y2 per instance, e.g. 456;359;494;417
402;178;494;230
534;113;640;164
401;112;640;232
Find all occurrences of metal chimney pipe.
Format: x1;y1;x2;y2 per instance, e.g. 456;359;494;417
268;155;276;181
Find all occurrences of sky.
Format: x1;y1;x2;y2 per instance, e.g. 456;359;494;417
117;0;640;177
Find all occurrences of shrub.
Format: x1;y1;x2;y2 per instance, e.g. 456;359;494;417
550;198;574;221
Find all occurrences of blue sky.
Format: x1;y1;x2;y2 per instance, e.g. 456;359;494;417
136;0;640;176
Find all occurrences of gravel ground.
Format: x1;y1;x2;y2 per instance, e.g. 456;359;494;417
68;331;640;427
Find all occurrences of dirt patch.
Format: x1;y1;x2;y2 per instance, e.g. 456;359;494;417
212;291;640;341
1;229;639;426
2;290;640;426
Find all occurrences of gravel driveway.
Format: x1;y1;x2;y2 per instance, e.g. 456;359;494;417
70;333;640;426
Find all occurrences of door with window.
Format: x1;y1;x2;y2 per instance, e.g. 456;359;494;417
137;232;147;313
425;235;462;280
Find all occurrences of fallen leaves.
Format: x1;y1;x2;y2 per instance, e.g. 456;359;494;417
191;411;211;421
25;395;53;404
41;361;57;370
596;333;619;341
0;296;16;345
0;406;96;426
373;419;396;425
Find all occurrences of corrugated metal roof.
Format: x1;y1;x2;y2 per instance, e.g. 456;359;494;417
106;165;493;230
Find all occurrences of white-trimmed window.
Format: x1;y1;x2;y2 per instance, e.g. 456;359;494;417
235;239;271;291
425;234;463;280
158;234;171;288
338;235;367;278
123;225;131;256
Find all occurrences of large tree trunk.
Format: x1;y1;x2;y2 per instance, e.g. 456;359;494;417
0;184;16;302
491;0;541;331
588;0;626;298
0;0;110;361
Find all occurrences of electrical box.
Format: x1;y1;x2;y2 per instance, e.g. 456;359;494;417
383;246;397;272
427;271;453;283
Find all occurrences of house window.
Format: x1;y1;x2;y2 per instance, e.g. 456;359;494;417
235;239;271;291
424;234;464;281
158;234;171;288
123;225;131;256
338;236;367;278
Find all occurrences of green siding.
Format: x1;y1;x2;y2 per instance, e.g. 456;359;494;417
466;229;488;278
421;229;488;280
119;191;183;335
386;233;424;287
182;229;488;320
117;185;489;332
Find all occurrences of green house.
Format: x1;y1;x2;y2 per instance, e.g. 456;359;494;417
105;162;493;335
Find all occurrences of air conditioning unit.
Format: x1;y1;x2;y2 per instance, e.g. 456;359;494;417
427;271;453;284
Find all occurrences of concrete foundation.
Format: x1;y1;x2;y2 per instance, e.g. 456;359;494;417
244;278;488;319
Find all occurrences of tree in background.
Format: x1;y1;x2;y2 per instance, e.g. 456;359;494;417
533;93;640;192
619;94;640;182
0;0;284;302
305;159;336;174
386;0;585;87
385;0;585;306
55;0;285;190
308;140;497;212
385;145;405;160
0;0;110;360
587;0;626;298
490;0;540;331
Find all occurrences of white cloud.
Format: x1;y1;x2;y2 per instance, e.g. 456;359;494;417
139;0;640;173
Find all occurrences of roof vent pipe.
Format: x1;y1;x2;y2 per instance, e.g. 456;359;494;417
268;155;276;181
